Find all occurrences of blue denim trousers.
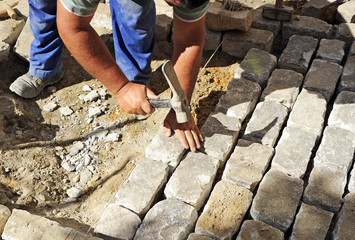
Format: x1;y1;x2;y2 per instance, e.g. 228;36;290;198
28;0;155;86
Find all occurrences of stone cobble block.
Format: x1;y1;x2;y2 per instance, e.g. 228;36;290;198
216;78;261;122
336;0;355;23
14;0;29;18
164;152;220;211
349;41;355;57
200;112;241;163
43;225;102;240
271;126;318;178
234;48;277;88
145;129;186;171
156;14;172;42
303;59;343;102
303;165;347;213
222;28;274;59
287;89;327;138
205;1;253;32
243;100;288;147
0;205;10;235
13;18;31;62
0;41;10;63
250;169;303;232
94;203;141;240
204;28;221;51
332;193;355;240
2;209;59;240
134;199;197;240
335;23;355;49
251;8;281;35
315;39;345;64
349;166;355;193
115;158;169;216
328;91;355;134
236;220;284;240
282;16;332;42
313;126;355;172
260;69;303;110
301;0;337;19
195;180;253;240
278;35;318;75
0;18;25;45
222;139;274;191
187;233;214;240
338;56;355;93
290;203;334;240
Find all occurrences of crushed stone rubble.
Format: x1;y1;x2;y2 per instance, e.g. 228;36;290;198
1;0;355;239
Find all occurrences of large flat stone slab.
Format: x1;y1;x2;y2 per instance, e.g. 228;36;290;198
303;59;343;102
250;169;303;232
222;28;274;59
134;199;197;240
278;35;318;75
115;158;169;216
260;69;303;110
222;139;274;191
164;152;220;211
243;100;288;147
234;48;277;88
195;180;253;239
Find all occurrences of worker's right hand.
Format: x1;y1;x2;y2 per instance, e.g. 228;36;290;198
115;81;159;116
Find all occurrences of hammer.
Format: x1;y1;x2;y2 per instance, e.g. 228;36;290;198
149;60;192;123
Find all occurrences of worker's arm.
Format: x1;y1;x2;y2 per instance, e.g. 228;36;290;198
163;14;205;152
56;0;157;116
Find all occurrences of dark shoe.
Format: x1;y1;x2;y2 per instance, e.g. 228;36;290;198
9;72;63;98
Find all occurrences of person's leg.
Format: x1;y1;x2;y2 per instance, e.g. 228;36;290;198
10;0;63;98
109;0;155;87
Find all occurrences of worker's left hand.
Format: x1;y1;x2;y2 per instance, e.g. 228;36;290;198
163;109;203;152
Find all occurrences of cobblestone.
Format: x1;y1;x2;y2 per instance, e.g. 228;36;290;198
315;39;345;64
338;56;355;93
332;193;355;240
236;220;284;240
328;91;355;134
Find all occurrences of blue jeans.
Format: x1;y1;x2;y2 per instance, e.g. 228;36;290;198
29;0;155;86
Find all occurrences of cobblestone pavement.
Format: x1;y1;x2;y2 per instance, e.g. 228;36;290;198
2;0;355;239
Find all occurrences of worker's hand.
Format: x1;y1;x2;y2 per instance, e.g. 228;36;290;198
163;110;203;152
115;81;159;115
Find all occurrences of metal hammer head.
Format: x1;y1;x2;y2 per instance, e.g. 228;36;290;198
162;60;192;123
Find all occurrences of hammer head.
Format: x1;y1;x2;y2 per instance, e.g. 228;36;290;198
162;60;192;123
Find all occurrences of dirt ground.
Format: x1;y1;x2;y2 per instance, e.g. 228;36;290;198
0;37;238;231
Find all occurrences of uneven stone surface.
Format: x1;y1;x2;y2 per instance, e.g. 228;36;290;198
156;15;172;42
115;158;169;216
134;199;197;240
301;0;337;19
236;220;284;240
251;8;281;35
271;126;318;178
216;78;261;122
278;35;318;75
205;1;254;32
332;193;355;240
335;23;355;48
287;89;327;137
303;165;348;213
290;203;334;240
187;233;214;240
302;59;343;102
250;169;303;232
0;205;10;235
43;225;102;240
200;111;241;163
222;28;274;59
164;152;220;211
195;180;253;240
94;203;141;240
328;91;355;134
260;69;303;110
222;139;274;191
313;126;355;172
234;48;277;88
0;41;10;63
243;100;288;147
336;0;355;23
282;15;332;41
0;18;25;45
262;4;294;21
349;167;355;193
204;28;221;51
338;56;355;93
315;39;345;64
145;129;186;171
2;209;59;240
